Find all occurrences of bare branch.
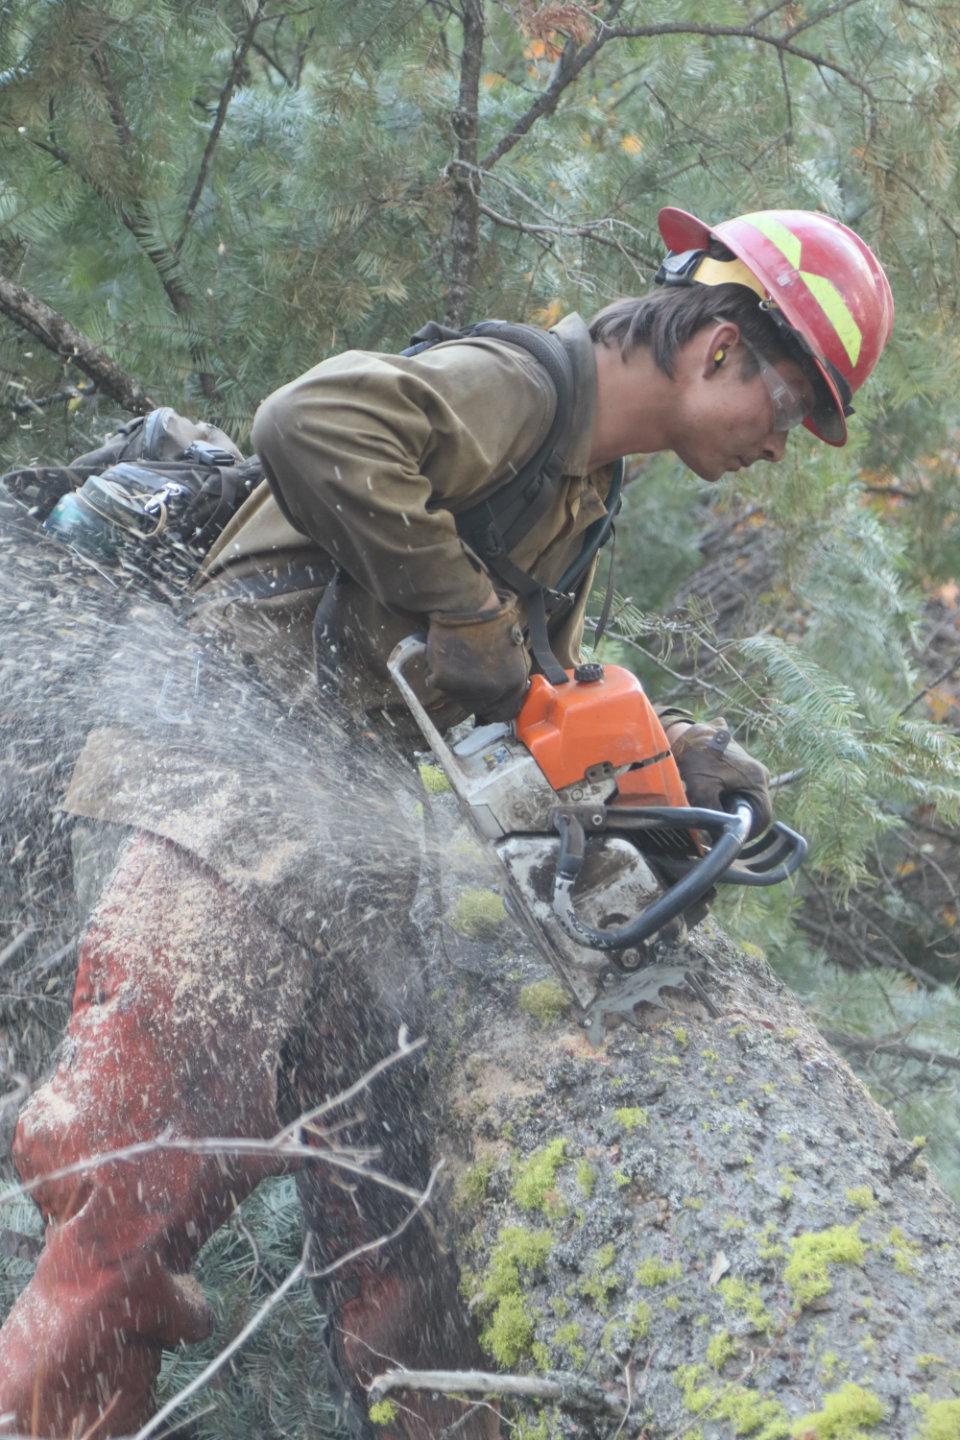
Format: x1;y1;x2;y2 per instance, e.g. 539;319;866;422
133;1164;443;1440
0;270;154;413
131;1255;308;1440
177;0;268;251
275;1033;426;1140
367;1366;627;1419
898;653;960;717
0;1038;428;1212
475;196;651;268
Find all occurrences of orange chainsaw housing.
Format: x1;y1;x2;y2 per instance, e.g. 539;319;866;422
515;666;689;808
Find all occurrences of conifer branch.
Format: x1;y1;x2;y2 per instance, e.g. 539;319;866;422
862;158;960;245
479;4;876;173
15;130;194;317
0;270;154;413
89;47;135;150
177;0;269;252
781;0;867;42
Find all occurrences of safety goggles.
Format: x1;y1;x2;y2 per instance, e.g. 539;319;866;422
739;337;812;433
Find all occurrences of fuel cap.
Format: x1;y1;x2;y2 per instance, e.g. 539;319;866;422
573;662;604;683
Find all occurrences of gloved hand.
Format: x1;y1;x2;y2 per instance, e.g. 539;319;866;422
426;594;530;722
670;717;773;835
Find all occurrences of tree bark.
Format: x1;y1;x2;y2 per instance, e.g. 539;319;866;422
0;272;154;414
400;803;960;1437
445;0;484;329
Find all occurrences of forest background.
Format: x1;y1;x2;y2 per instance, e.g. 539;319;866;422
3;0;960;1433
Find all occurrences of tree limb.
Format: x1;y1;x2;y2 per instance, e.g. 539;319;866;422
820;1026;960;1072
0;270;154;413
131;1153;442;1440
479;6;876;172
444;0;484;328
781;0;867;42
475;196;651;268
177;0;269;252
17;130;193;317
367;1367;627;1418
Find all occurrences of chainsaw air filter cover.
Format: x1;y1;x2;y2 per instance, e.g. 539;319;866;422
515;664;689;807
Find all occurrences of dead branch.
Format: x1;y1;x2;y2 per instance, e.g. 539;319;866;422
131;1253;308;1440
367;1366;627;1419
133;1164;442;1440
0;1036;429;1213
0;271;154;413
899;653;960;717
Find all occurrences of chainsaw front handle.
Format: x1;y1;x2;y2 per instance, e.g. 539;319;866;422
552;799;755;952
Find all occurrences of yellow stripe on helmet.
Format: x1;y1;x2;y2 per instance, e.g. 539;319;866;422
799;272;862;367
739;213;863;367
741;212;803;269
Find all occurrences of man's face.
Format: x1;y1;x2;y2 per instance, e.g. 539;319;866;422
675;332;818;483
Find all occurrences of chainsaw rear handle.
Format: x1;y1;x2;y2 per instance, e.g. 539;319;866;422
552;799;755;952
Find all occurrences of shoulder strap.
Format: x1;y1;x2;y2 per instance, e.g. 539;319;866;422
403;319;577;682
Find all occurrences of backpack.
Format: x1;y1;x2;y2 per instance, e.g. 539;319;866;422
2;406;262;588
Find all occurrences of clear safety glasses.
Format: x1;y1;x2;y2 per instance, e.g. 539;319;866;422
741;338;812;433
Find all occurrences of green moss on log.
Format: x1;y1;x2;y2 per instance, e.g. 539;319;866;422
791;1383;885;1437
512;1139;568;1214
518;980;571;1026
784;1225;867;1307
451;888;507;938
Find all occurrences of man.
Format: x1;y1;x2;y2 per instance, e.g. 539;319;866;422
0;206;893;1439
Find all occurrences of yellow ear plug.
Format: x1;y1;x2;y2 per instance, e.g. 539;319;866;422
714;348;726;364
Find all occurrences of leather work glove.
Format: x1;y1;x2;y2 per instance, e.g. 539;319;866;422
426;595;531;722
670;717;773;836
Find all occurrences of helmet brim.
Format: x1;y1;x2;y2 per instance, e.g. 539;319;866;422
658;207;849;447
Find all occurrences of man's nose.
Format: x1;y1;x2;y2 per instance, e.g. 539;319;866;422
761;430;789;462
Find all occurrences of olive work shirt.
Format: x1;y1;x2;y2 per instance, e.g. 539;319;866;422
61;313;616;938
189;312;614;718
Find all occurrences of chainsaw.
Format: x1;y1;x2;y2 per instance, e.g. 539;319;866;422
388;637;805;1034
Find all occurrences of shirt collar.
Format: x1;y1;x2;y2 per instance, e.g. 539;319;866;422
549;312;597;477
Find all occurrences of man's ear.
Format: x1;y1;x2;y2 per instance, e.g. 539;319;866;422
700;320;742;379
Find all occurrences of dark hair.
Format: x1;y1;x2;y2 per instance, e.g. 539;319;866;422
588;282;810;383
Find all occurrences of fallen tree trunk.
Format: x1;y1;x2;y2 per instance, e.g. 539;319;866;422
408;813;960;1439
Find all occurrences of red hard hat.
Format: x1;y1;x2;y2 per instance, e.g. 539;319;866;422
657;206;894;445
